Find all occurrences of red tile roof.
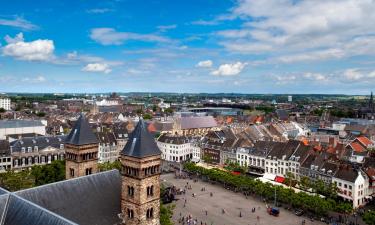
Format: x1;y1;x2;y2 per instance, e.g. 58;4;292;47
356;136;373;147
350;142;366;153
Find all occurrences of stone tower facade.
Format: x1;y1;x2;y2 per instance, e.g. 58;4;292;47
120;120;161;225
65;114;99;179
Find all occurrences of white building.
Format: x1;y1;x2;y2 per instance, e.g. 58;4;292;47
96;132;118;163
0;98;11;110
332;168;369;208
157;134;196;162
0;120;46;140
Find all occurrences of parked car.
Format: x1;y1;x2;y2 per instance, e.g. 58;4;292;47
295;209;304;216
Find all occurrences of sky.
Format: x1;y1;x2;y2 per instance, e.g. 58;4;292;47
0;0;375;94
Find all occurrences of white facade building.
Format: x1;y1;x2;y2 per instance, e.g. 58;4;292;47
157;134;195;163
332;168;369;208
96;132;118;163
0;98;11;110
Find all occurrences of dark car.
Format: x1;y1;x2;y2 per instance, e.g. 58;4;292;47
295;209;304;216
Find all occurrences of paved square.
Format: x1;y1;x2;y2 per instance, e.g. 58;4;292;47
161;173;325;225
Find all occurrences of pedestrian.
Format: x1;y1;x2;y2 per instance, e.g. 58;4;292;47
239;211;242;217
205;210;208;216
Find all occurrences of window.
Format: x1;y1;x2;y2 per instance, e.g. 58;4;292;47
85;168;92;175
127;209;134;219
146;208;154;219
70;168;75;177
128;186;134;197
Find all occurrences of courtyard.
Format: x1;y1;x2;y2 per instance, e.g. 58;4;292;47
161;173;325;225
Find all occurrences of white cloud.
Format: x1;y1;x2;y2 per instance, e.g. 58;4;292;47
196;60;213;68
211;62;247;76
157;24;177;32
90;28;171;45
218;0;375;61
86;8;113;14
2;33;55;61
343;69;364;81
0;16;38;30
191;20;219;26
303;72;327;81
82;63;112;74
22;75;47;83
4;33;24;44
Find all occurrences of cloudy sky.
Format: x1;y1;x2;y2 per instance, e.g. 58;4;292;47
1;0;375;94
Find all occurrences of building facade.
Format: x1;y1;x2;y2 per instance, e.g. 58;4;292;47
10;136;65;170
0;98;11;110
156;134;194;162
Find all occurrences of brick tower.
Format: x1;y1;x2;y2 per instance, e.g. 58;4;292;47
65;113;99;179
120;119;161;225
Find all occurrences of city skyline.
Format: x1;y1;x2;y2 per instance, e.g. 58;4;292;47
1;0;375;94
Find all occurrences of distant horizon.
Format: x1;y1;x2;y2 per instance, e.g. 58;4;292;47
1;91;373;96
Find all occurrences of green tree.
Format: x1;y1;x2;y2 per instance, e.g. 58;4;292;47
31;160;65;186
164;108;173;114
98;161;122;172
284;172;296;187
363;210;375;225
143;113;153;120
299;176;311;191
36;112;46;117
0;108;5;113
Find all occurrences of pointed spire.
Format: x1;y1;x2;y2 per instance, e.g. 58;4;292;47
121;119;161;158
370;91;374;113
65;113;98;145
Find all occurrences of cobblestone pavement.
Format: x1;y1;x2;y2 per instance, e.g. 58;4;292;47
161;173;325;225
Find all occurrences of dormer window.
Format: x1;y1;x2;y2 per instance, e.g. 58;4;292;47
21;147;25;153
34;146;38;151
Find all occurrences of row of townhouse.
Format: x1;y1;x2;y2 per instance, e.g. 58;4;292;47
0;127;130;172
236;139;375;208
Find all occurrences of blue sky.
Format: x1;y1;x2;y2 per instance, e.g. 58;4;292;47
1;0;375;94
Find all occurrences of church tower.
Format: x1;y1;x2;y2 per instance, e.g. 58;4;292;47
65;113;99;179
120;120;161;225
369;91;374;114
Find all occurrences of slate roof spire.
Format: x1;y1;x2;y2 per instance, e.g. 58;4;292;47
121;119;161;158
65;113;98;145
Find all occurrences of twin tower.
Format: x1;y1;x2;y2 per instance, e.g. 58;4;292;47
65;114;161;225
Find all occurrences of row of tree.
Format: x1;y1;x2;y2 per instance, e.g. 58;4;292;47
183;162;353;217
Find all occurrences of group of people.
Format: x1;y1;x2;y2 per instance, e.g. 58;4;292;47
178;213;212;225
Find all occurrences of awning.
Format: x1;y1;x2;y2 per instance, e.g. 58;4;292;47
263;173;276;181
275;176;285;183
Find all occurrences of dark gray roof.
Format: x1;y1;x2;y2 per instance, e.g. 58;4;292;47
157;134;190;145
121;120;161;158
1;194;76;225
65;114;98;145
0;188;76;225
15;170;121;225
10;136;66;152
334;166;359;183
95;132;117;145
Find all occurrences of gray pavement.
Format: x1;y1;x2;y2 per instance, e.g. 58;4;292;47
161;173;325;225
